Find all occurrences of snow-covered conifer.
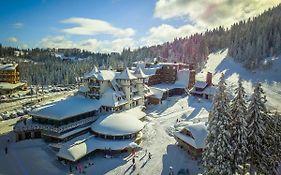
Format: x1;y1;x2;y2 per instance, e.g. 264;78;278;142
203;73;234;175
246;83;272;174
230;78;248;174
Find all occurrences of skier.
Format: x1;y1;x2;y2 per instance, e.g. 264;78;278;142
132;157;135;165
5;147;8;154
148;152;152;159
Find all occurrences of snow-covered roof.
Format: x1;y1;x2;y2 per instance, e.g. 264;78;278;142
194;81;208;89
116;68;137;80
91;107;145;136
174;122;207;149
191;85;217;96
87;70;117;81
149;87;165;99
84;66;99;79
142;67;160;76
100;88;128;107
0;64;17;71
0;82;25;90
134;67;149;78
57;135;133;161
203;86;217;95
29;95;101;120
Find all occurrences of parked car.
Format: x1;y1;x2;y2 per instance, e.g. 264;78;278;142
10;112;18;118
1;113;10;120
16;110;25;116
0;95;7;100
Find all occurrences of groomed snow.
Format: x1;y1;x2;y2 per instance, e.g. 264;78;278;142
91;107;145;136
29;95;101;120
197;49;281;112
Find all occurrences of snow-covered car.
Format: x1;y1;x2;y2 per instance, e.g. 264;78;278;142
10;112;18;118
0;95;7;100
16;110;25;116
1;113;10;120
23;107;31;114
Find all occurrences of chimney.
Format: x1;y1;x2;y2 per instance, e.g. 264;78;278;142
206;72;212;85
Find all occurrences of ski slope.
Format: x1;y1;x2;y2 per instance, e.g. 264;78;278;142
197;49;281;111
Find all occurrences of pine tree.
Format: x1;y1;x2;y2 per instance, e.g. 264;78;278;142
230;78;248;174
246;83;272;174
274;112;281;164
203;74;234;175
262;111;281;175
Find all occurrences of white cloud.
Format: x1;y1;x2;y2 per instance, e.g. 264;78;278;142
7;37;18;43
40;36;75;48
21;44;29;49
141;24;204;46
154;0;280;28
61;17;135;38
13;22;24;29
39;35;134;53
79;38;134;53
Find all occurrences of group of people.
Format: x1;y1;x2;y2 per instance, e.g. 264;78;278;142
131;149;152;170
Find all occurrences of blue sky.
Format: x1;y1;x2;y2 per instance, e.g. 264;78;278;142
0;0;279;52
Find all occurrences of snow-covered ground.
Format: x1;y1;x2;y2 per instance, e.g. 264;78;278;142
1;49;279;175
0;95;212;175
197;49;281;112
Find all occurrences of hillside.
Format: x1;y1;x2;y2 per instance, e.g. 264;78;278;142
197;49;281;112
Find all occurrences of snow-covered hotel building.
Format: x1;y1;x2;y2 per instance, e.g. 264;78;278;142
14;62;193;162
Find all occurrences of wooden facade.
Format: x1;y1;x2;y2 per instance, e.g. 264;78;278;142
0;64;20;83
175;137;203;159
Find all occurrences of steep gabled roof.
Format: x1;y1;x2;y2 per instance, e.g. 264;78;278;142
84;69;116;81
174;122;208;149
116;68;137;80
194;81;208;89
84;66;99;78
134;67;149;78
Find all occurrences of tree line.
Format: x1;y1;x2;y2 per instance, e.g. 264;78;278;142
0;4;280;85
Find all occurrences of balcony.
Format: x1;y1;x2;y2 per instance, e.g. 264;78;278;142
14;115;99;134
88;82;100;87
